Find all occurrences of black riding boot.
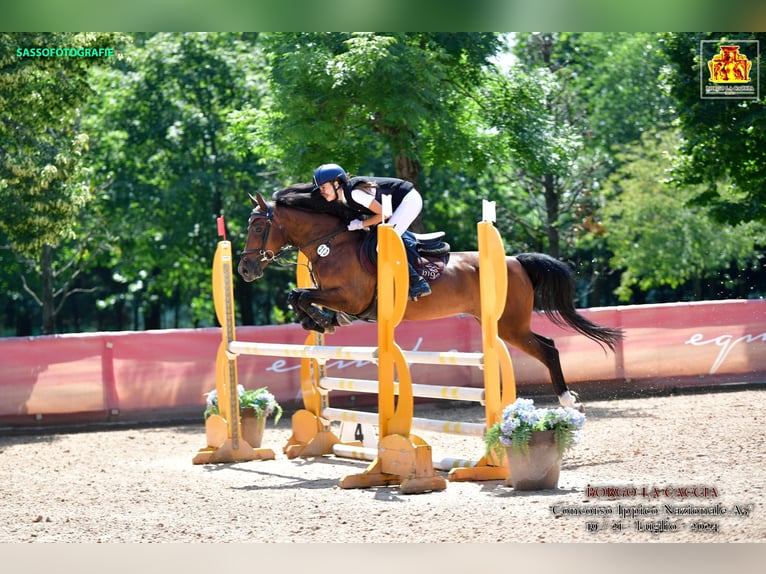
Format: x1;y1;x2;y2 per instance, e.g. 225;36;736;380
408;264;431;301
401;233;431;300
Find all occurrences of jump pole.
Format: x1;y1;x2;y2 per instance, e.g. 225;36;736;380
192;225;276;465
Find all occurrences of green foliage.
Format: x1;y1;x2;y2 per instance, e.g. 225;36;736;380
243;32;500;182
2;32;763;335
204;385;282;425
0;32;128;333
0;32;125;257
549;32;677;154
661;32;766;223
83;32;274;329
482;32;696;303
479;35;608;260
602;129;764;301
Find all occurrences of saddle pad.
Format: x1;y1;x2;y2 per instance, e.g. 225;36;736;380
359;231;448;283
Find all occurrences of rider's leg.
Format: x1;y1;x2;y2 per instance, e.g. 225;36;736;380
386;190;430;300
387;189;423;235
408;265;431;300
401;228;431;301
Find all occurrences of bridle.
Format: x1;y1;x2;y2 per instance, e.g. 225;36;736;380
238;204;291;264
239;203;348;266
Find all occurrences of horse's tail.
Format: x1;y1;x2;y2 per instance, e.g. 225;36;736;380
516;253;624;352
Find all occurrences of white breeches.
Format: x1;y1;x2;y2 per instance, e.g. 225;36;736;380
387;189;423;236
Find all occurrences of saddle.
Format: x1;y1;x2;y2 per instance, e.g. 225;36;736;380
360;229;450;280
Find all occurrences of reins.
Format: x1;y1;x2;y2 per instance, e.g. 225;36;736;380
238;204;347;269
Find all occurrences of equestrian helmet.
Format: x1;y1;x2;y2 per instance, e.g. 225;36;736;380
313;163;348;188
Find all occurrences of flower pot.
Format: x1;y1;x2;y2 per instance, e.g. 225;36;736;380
241;408;266;448
504;430;563;490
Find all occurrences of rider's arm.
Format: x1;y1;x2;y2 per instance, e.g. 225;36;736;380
350;188;384;228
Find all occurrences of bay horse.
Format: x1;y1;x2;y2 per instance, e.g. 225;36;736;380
237;184;623;410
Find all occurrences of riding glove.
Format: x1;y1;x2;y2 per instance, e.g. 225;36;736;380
347;219;364;231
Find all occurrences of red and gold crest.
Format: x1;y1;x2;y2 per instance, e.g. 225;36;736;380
708;45;752;83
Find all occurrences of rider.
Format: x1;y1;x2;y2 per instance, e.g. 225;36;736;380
312;163;431;301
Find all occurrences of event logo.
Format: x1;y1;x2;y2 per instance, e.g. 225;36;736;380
709;45;752;83
700;40;759;100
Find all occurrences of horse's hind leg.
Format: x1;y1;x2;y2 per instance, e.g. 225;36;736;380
501;326;584;411
531;333;582;411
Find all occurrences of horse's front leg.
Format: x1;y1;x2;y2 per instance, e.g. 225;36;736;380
288;288;350;334
294;308;324;333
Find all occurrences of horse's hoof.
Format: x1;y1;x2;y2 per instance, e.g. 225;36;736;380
300;315;334;334
306;306;337;334
559;390;584;412
334;311;354;327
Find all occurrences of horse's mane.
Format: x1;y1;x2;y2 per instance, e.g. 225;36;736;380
272;183;358;222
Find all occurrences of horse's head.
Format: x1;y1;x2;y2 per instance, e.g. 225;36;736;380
238;184;358;283
237;192;287;282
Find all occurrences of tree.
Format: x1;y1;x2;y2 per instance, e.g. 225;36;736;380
551;32;677;155
479;33;604;260
477;33;680;305
237;33;500;193
82;33;286;329
0;32;124;334
602;129;764;302
661;32;766;223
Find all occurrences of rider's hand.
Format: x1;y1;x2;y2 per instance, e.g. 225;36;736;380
347;219;364;231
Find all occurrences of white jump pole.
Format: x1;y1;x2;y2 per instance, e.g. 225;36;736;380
319;376;486;403
228;340;484;367
322;407;485;437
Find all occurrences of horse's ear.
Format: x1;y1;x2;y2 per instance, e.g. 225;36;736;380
248;193;269;211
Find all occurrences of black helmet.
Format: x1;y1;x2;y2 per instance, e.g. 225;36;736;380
313;163;348;188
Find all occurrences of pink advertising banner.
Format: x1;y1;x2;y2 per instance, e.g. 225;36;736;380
1;299;764;425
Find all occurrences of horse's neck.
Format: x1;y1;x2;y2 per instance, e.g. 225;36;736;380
278;207;343;249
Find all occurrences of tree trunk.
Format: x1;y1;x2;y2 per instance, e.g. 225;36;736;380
394;152;425;233
692;275;702;301
15;302;33;336
395;154;420;189
144;298;162;330
41;244;55;335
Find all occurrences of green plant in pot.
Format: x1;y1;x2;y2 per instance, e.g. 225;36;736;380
204;384;283;424
485;397;585;490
